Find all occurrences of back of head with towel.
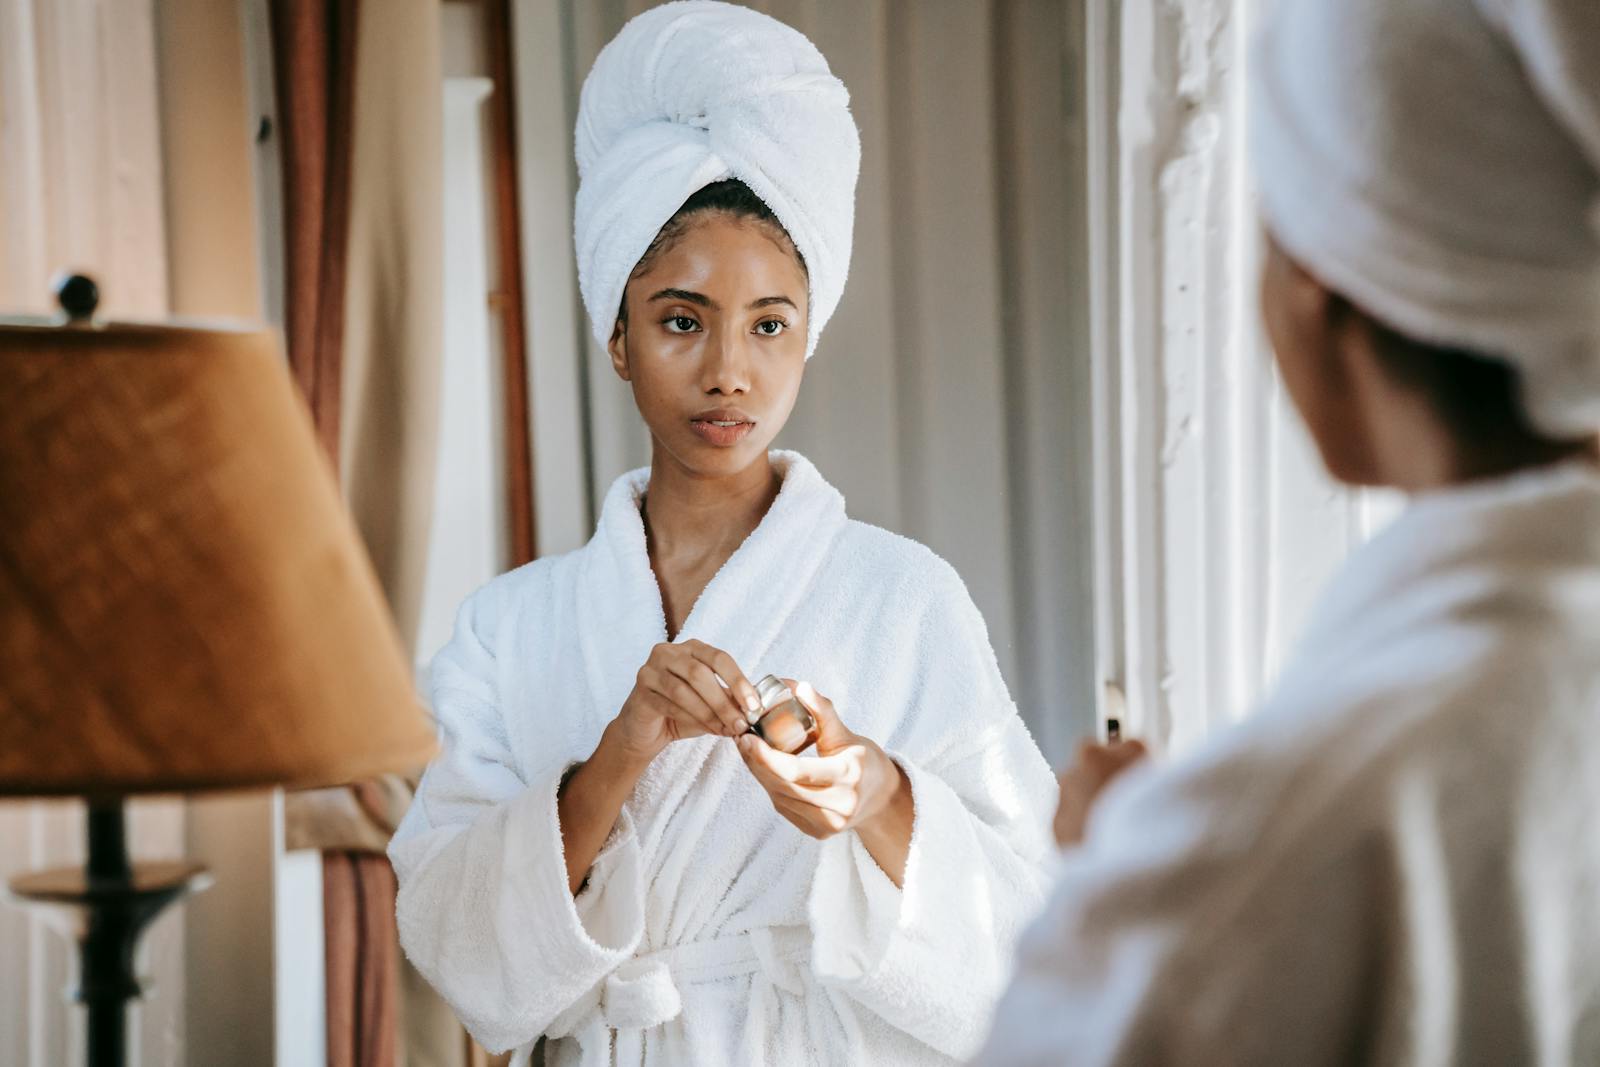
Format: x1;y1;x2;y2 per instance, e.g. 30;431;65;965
980;1;1600;1064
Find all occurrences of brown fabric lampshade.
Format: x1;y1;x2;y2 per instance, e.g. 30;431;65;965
0;317;438;796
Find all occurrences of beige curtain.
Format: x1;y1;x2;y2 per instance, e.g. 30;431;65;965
274;0;456;1064
340;0;447;647
339;3;459;1065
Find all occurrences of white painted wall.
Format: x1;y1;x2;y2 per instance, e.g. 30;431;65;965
1087;0;1402;752
416;75;510;673
511;0;599;560
274;849;326;1067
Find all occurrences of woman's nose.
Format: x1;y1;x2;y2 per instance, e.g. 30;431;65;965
702;329;752;394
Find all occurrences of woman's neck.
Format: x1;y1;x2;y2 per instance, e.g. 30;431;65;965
641;450;783;582
1368;399;1599;491
1349;345;1600;491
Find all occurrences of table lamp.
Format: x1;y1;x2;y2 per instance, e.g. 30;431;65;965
0;275;440;1067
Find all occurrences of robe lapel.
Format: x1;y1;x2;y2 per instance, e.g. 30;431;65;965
675;452;847;675
570;451;849;840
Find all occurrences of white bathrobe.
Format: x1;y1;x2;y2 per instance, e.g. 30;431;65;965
981;461;1600;1065
390;452;1057;1066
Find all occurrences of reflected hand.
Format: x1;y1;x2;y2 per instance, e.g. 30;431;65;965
612;639;762;763
735;681;906;841
1054;738;1149;847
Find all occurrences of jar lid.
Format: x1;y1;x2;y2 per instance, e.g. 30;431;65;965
753;675;794;714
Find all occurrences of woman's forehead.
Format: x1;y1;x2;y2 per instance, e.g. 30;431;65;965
634;215;807;307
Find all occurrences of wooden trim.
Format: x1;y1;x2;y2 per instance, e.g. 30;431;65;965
484;0;538;565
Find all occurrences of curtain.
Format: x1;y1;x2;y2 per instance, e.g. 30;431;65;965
269;0;454;1065
271;0;357;468
339;0;447;650
322;848;401;1067
339;3;458;1064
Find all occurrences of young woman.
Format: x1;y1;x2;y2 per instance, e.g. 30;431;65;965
982;1;1600;1063
389;4;1057;1065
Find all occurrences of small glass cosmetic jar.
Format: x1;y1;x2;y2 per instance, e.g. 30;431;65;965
749;675;818;754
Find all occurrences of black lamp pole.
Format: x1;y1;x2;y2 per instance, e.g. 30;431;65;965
8;799;210;1067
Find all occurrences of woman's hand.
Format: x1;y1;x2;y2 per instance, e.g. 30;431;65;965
1053;738;1150;847
736;682;914;884
611;639;762;763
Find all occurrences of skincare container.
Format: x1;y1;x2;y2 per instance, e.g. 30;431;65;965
749;675;818;754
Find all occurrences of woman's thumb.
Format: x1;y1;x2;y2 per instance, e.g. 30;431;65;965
791;680;847;740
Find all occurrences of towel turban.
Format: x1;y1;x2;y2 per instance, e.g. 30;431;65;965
1251;0;1600;435
573;1;861;361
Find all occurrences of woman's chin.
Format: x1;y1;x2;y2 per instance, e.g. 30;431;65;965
660;436;773;477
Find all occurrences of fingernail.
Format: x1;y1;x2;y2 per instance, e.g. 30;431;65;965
746;695;762;716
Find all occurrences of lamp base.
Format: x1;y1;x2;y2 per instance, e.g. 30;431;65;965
5;800;211;1067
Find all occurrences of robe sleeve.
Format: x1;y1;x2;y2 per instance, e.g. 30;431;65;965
388;584;649;1054
807;560;1060;1061
974;723;1381;1066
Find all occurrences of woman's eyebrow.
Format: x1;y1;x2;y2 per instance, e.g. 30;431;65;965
748;295;797;310
649;288;716;308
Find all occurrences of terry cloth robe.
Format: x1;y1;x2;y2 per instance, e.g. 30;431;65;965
389;451;1058;1066
979;461;1600;1066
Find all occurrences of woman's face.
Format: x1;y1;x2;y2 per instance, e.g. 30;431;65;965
609;213;809;479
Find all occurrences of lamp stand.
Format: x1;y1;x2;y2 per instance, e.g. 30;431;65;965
6;799;211;1067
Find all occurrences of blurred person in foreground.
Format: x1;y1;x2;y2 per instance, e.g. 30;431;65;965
981;1;1600;1063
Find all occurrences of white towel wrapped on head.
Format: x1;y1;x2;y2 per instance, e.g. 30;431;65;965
573;0;861;360
1251;0;1600;435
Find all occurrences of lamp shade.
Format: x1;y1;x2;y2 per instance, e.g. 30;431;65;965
0;316;438;796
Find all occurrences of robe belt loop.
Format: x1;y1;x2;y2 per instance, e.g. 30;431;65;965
548;925;812;1062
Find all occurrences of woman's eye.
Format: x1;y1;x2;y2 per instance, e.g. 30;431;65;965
755;319;787;336
663;316;700;333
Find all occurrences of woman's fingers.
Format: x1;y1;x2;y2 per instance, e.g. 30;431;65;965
770;793;848;838
735;735;863;837
685;640;763;722
1084;739;1150;780
636;690;708;741
639;664;724;737
1054;738;1151;847
790;680;834;721
738;733;806;793
768;793;818;836
667;655;749;736
737;737;862;816
788;680;856;750
740;734;860;787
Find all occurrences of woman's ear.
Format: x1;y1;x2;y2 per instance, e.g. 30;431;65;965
1262;234;1339;372
1284;250;1337;344
608;318;630;382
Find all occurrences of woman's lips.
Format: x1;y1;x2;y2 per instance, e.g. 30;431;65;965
690;419;755;447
